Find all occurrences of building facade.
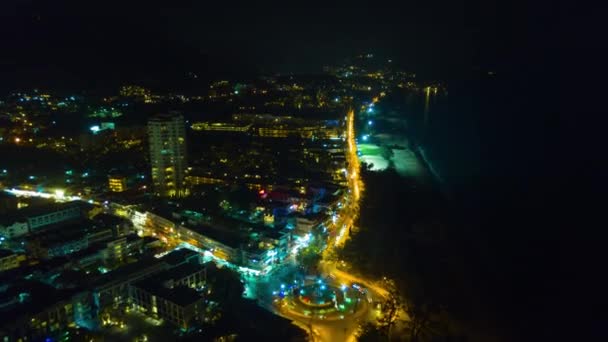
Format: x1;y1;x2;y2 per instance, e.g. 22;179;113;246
0;249;25;271
148;113;187;197
108;174;127;192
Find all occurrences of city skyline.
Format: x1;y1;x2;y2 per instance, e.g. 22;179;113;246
0;2;582;342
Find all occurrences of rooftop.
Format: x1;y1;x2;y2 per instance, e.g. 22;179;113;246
133;282;202;307
92;256;163;289
187;224;244;250
0;281;77;326
0;200;84;225
28;220;106;247
93;213;131;227
161;248;199;266
146;262;205;285
148;112;183;123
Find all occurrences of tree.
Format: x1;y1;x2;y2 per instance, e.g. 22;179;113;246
297;247;322;274
206;264;244;311
398;275;439;342
377;280;403;340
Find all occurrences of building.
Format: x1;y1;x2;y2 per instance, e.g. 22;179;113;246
190;122;251;133
24;202;83;233
120;85;152;103
130;257;206;329
0;201;84;238
0;282;76;341
148;113;188;197
108;174;127;192
0;249;25;271
130;282;205;330
92;257;166;309
91;249;200;310
25;220;114;259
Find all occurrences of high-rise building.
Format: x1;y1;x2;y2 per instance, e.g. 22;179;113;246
148;113;187;197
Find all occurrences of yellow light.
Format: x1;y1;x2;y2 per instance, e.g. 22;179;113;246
14;137;21;143
54;189;65;199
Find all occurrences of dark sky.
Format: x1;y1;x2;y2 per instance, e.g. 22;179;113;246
0;0;500;89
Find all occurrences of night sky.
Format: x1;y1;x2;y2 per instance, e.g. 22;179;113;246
1;0;502;89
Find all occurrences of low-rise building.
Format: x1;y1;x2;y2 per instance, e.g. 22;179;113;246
26;220;114;259
91;249;201;310
0;201;87;238
0;249;25;271
130;282;205;330
0;281;76;341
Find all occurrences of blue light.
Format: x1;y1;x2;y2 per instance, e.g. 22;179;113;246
362;135;369;141
368;120;373;125
367;108;373;113
317;279;323;284
320;285;326;290
280;284;285;289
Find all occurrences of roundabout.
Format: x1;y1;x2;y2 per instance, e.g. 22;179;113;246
272;278;369;322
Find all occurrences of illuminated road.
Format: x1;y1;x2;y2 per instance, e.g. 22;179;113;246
327;108;363;253
313;106;408;340
274;108;379;342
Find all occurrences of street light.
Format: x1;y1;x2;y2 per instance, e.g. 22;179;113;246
54;189;65;199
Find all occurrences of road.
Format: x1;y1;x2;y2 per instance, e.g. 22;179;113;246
272;108;385;342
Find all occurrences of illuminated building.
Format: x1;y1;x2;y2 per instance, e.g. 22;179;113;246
92;249;201;312
120;85;153;103
0;201;84;238
108;174;127;192
190;122;251;132
89;122;115;134
148;113;188;197
130;263;207;329
0;284;76;341
186;175;225;186
255;125;311;138
25;221;114;259
0;249;25;271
